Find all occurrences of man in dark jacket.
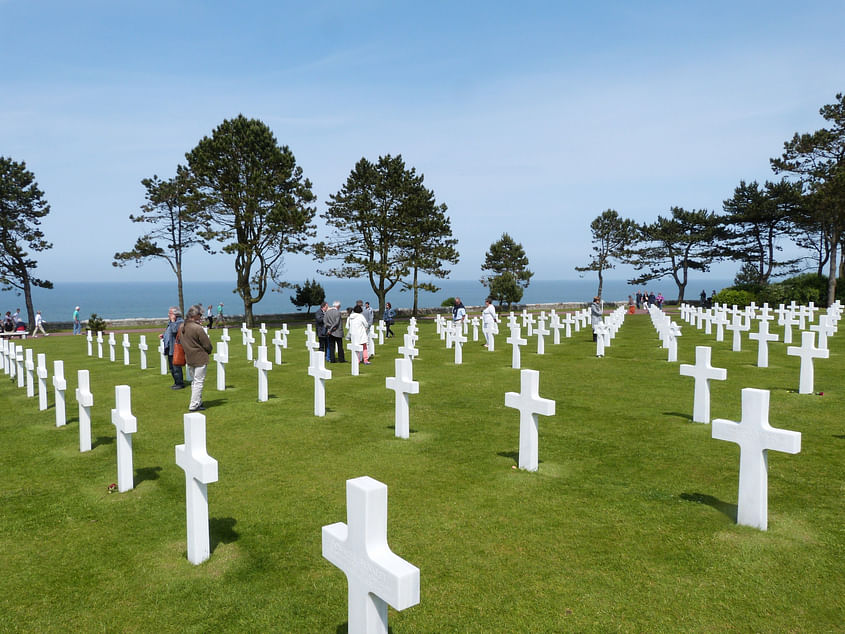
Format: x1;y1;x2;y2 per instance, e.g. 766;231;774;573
161;306;185;389
324;301;345;363
315;302;329;354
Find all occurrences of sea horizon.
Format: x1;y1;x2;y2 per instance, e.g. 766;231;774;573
1;277;732;321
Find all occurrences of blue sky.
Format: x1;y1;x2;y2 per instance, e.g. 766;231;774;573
2;0;844;285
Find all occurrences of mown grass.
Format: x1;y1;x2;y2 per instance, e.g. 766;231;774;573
1;313;843;632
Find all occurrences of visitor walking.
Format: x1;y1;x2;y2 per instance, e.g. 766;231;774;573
31;310;48;337
206;304;214;329
215;302;225;328
324;301;345;363
73;306;82;335
181;304;213;412
346;304;370;364
590;296;602;342
383;302;396;338
481;298;497;348
161;306;185;390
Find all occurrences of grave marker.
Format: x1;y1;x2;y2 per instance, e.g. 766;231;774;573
505;369;556;472
453;330;467;364
347;342;362;376
254;345;272;402
75;370;93;452
159;339;167;375
535;319;549;355
786;330;829;394
322;476;420;634
97;331;103;358
213;341;228;391
175;412;219;565
679;346;727;423
386;358;419;439
712;388;801;530
308;350;332;416
86;330;93;356
139;335;148;370
272;329;286;365
122;333;131;365
36;353;48;410
108;333;116;362
748;319;778;368
25;348;35;397
53;360;67;427
398;334;419;363
110;385;137;492
506;327;527;369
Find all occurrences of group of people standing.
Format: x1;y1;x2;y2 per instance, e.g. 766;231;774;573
634;290;664;310
161;304;213;412
1;308;54;337
314;299;398;364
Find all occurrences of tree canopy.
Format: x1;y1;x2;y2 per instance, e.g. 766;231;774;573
289;279;325;314
771;92;845;305
575;209;637;298
0;156;52;327
185;115;316;326
316;154;453;315
481;233;533;307
626;207;721;303
113;166;210;314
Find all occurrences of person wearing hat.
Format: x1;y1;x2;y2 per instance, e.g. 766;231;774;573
73;306;81;335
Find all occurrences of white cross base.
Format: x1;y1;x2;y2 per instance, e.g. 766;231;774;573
386;358;419;439
679;346;727;423
214;341;228;391
175;413;219;565
322;476;420;634
505;369;556;471
712;388;801;530
75;369;94;452
110;385;137;492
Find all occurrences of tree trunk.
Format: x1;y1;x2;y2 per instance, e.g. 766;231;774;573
596;268;604;298
412;267;419;317
827;230;839;307
176;267;185;317
22;273;35;331
676;283;686;304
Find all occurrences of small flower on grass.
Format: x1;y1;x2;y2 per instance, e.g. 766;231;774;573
107;483;117;493
818;392;824;396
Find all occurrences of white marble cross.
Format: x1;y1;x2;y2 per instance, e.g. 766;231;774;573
347;342;362;376
398;334;419;363
86;330;93;356
594;323;608;357
25;348;35;397
505;369;556;472
97;331;104;358
725;314;749;352
214;341;228;391
386;358;419;439
175;412;219;565
322;476;420;634
220;327;231;345
53;360;67;427
254;345;272;402
810;314;834;350
549;314;562;344
159;338;168;375
108;333;116;362
15;346;24;388
712;388;801;530
308;350;332;416
259;322;267;347
534;319;549;355
470;316;479;342
138;335;148;370
377;320;386;345
453;330;467;364
245;329;255;361
713;310;728;342
786;330;829;394
110;385;137;492
272;329;287;365
76;369;94;452
122;333;131;365
240;322;249;346
507;327;527;369
679;346;727;423
36;353;48;410
305;328;319;353
748;319;778;368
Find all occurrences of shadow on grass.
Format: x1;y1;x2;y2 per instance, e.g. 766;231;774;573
680;492;737;522
833;434;845;440
92;435;114;449
497;451;543;466
336;625;394;634
202;398;227;408
386;425;418;434
663;411;693;422
135;466;162;485
210;517;239;552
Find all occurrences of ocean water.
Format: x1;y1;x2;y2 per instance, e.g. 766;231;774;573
1;278;731;321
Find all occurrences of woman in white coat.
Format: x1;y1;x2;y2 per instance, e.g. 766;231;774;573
346;304;371;364
481;298;497;349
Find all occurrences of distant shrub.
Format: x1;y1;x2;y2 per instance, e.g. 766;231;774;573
712;288;756;308
87;313;108;332
759;273;828;306
441;297;455;308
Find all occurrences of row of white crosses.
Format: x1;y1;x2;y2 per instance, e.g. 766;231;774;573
2;340;70;427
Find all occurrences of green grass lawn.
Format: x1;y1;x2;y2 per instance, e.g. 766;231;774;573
1;314;843;632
